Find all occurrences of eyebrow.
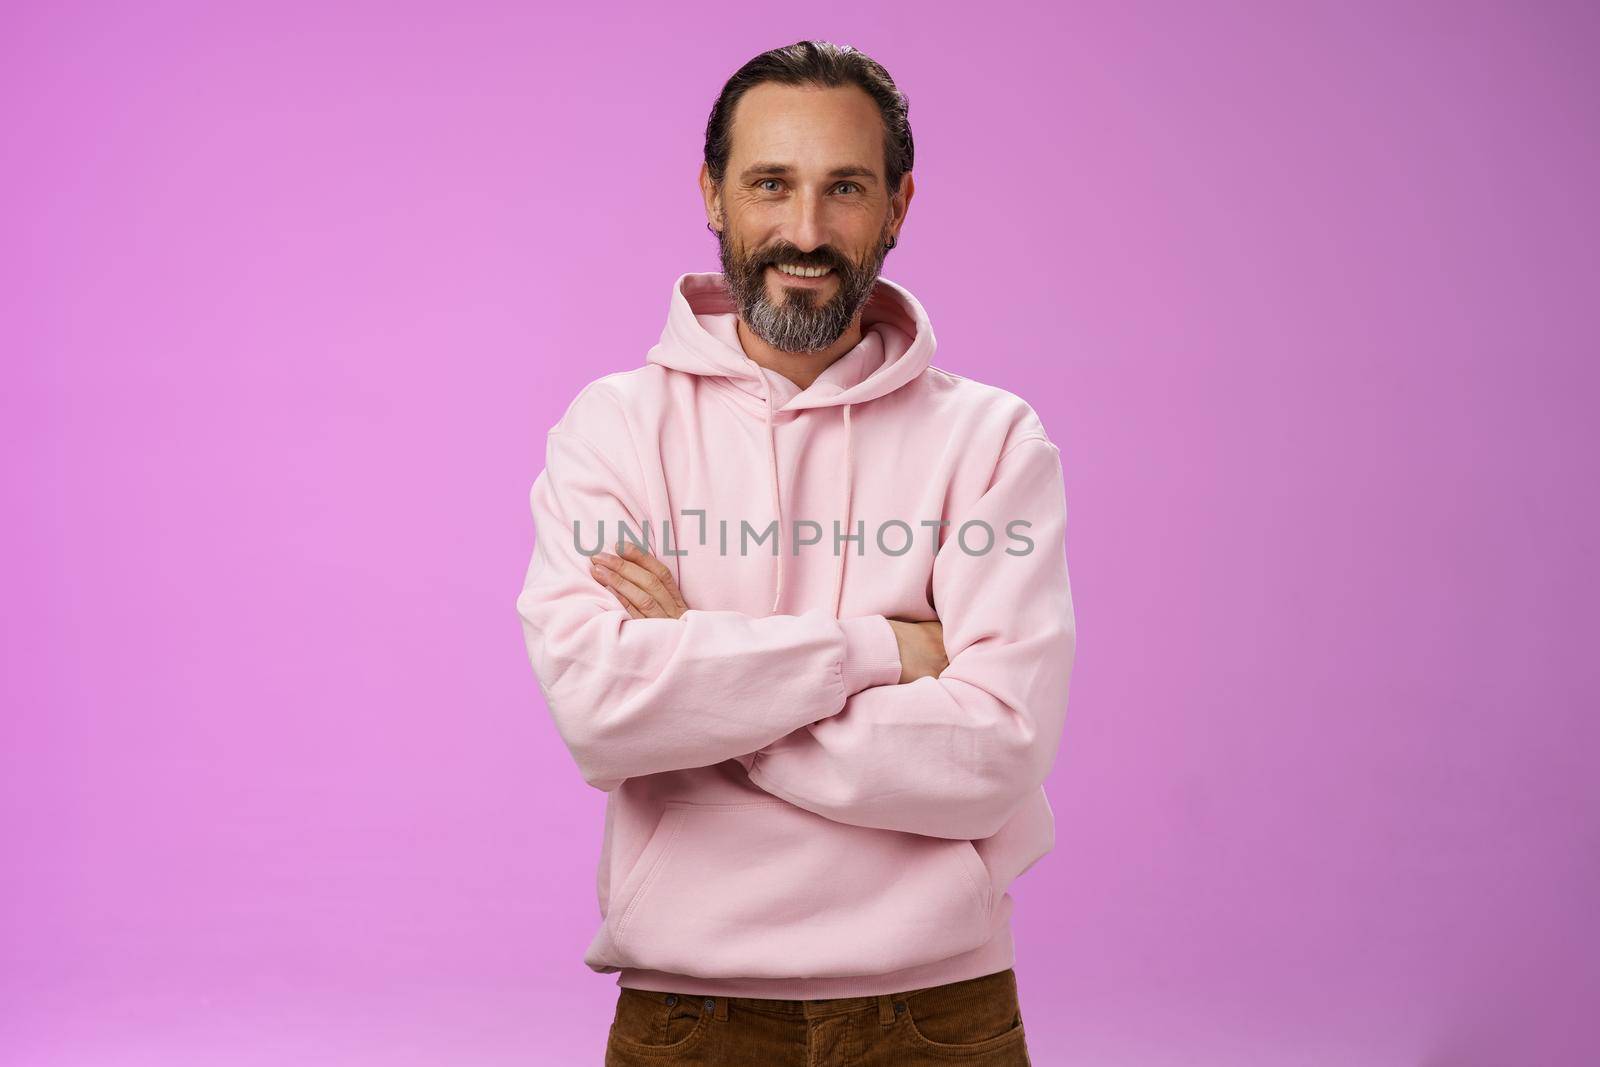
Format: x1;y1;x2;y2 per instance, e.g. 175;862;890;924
739;162;878;183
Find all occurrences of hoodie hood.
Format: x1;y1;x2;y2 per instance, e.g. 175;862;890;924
645;271;937;617
647;271;937;410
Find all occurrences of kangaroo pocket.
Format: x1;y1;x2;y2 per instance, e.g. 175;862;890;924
604;800;995;979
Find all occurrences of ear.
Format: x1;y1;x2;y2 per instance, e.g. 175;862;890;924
699;163;723;234
888;171;914;244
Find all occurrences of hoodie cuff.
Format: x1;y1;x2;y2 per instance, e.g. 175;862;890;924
837;614;903;696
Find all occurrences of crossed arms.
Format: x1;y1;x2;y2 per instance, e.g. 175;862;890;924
515;423;1077;841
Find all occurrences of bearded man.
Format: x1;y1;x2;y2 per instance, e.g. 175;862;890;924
517;39;1075;1067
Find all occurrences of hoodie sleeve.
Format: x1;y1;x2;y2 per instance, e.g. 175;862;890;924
516;422;904;792
737;434;1076;841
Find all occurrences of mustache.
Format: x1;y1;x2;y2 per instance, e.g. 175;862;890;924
754;246;850;272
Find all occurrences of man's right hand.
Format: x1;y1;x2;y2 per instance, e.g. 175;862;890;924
887;619;948;685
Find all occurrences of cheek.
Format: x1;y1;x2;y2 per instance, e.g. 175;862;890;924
838;214;888;249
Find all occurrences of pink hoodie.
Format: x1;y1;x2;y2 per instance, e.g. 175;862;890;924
516;271;1077;999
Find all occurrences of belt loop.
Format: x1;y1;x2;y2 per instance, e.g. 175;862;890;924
714;996;728;1022
877;994;896;1026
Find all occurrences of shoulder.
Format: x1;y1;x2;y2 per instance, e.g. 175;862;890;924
549;366;672;443
910;365;1059;458
542;368;674;502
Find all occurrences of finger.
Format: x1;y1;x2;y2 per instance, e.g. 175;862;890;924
589;557;649;617
603;557;679;617
604;569;668;618
601;579;643;618
611;547;681;614
594;549;685;618
597;564;658;616
612;589;646;619
616;543;689;613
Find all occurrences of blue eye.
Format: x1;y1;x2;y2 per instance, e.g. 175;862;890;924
755;179;860;194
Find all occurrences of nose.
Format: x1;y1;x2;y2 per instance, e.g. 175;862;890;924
783;188;826;256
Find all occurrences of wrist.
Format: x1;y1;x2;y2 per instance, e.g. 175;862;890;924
838;614;902;694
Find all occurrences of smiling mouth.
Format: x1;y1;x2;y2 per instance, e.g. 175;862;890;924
769;262;835;280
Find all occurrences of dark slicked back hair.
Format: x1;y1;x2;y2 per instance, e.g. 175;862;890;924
704;40;914;197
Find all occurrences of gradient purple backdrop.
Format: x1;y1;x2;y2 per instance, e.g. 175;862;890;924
5;2;1597;1064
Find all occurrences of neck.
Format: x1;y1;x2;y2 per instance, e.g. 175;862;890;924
735;313;865;392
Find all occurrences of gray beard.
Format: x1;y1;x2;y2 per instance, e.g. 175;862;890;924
716;230;892;353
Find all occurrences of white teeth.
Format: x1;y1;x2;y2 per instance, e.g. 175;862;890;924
774;263;832;278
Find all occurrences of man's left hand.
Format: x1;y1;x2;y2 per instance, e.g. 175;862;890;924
589;543;689;619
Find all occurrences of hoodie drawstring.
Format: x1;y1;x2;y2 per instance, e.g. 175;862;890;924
761;374;786;614
832;403;854;618
760;375;856;620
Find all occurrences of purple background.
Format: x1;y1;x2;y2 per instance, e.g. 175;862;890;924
6;2;1597;1064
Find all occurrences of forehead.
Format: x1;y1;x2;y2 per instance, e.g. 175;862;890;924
726;82;886;175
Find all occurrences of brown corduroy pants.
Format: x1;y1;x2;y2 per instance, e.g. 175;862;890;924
603;966;1031;1065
